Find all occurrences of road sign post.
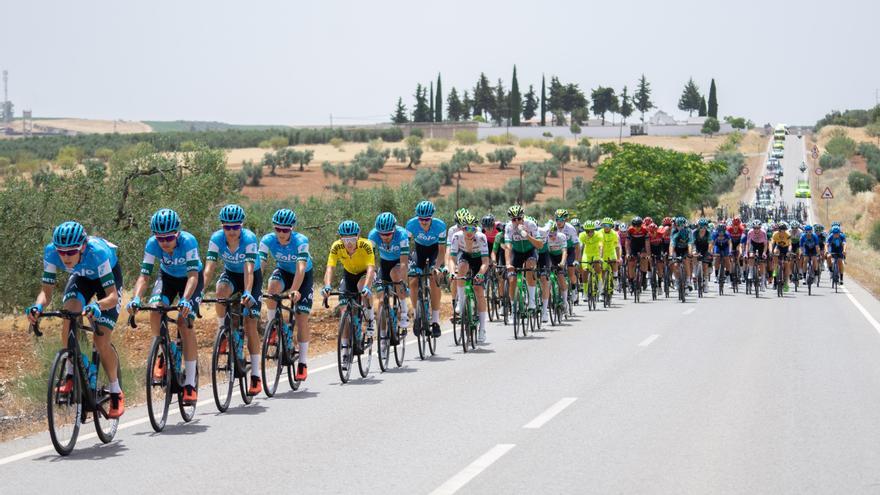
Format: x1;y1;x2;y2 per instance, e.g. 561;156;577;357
821;186;833;224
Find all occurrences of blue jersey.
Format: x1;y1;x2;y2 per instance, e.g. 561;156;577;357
800;233;820;250
42;237;119;288
405;216;447;247
711;230;731;246
206;228;260;273
140;231;202;278
671;228;691;249
827;233;846;250
368;226;410;261
259;232;312;273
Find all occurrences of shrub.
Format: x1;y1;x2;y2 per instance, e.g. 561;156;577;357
486;133;518;145
409;128;424;138
869;220;880;252
570;122;582;135
454;130;477;145
542;131;553;138
519;138;539;148
485;147;517;169
819;153;846;169
847;171;877;194
578;137;591;148
825;132;857;157
427;138;449;152
598;142;620;155
413;168;441;197
329;137;345;150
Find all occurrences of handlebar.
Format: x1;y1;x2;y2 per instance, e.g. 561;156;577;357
29;310;101;338
322;291;361;309
127;306;193;329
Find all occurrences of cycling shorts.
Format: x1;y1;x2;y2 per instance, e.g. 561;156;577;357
269;268;314;314
456;254;483;278
149;269;204;316
218;269;263;313
378;258;400;284
63;263;124;330
410;243;439;271
511;248;537;269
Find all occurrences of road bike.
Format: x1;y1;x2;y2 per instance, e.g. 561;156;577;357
716;254;727;296
203;297;254;412
673;256;687;303
602;261;615;308
805;254;816;295
452;275;478;352
324;290;372;383
485;268;500;322
773;254;785;298
375;280;406;370
580;261;599;311
129;307;198;432
511;267;533;339
830;253;844;293
547;266;566;326
259;294;301;396
31;311;120;456
410;268;438;359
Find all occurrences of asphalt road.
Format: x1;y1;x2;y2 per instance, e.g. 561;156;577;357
3;138;880;494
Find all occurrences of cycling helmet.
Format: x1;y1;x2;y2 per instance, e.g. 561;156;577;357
674;217;687;227
814;223;824;232
708;222;715;231
52;221;87;248
524;216;537;224
495;221;504;232
150;208;180;234
507;205;524;218
555;208;569;220
804;224;813;231
688;223;697;230
570;218;581;228
219;204;245;224
583;220;596;231
662;216;672;226
415;200;435;217
751;220;761;228
831;221;841;228
272;208;297;227
374;212;397;233
338;220;360;236
481;214;495;229
601;217;614;226
462;212;478;226
790;220;800;229
631;216;643;227
698;218;708;227
715;223;726;231
647;222;658;231
644;216;654;226
454;208;471;225
830;225;841;234
733;216;742;225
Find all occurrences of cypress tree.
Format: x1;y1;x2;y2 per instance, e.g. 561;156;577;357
435;73;443;122
429;81;434;122
698;96;707;117
510;65;521;126
540;74;547;126
707;79;718;119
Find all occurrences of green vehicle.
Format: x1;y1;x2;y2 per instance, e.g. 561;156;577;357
795;180;811;198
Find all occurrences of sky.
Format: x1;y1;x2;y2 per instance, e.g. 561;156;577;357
2;0;878;127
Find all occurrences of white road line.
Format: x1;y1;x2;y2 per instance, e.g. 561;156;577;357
683;308;695;315
638;334;660;347
842;288;880;335
523;397;577;429
0;325;458;466
429;444;515;495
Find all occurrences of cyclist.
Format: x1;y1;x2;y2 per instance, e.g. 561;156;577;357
367;212;410;331
259;208;313;381
825;225;846;284
204;204;264;396
490;221;507;290
746;219;768;284
538;222;568;322
128;209;202;404
711;222;732;283
625;216;649;291
692;219;712;287
503;205;544;312
445;208;470;275
789;221;803;279
727;216;746;275
646;220;666;286
771;221;792;292
405;201;447;337
668;217;692;290
322;220;377;356
449;213;491;343
800;224;821;279
27;222;126;418
553;209;581;301
579;220;603;291
599;218;622;290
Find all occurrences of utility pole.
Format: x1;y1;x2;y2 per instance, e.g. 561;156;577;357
329;114;333;129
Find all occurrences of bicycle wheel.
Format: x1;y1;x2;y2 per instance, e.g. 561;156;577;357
416;293;428;360
211;326;234;412
238;332;253;405
459;300;469;353
428;324;437;356
467;298;477;350
357;319;373;378
47;349;81;456
486;279;497;322
337;312;354;383
261;318;283;397
378;303;391;372
393;311;407;368
94;344;120;444
451;297;460;346
549;284;558;327
179;361;198;422
513;296;521;339
146;336;171;432
286;337;302;391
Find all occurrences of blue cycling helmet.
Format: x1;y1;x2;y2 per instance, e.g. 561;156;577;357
272;208;297;227
52;221;87;248
375;212;397;233
831;221;841;228
150;209;180;234
415;200;435;217
830;225;841;234
338;220;360;236
698;218;708;227
804;224;813;231
219;204;245;224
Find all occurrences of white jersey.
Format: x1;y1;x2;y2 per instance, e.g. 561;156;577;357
446;225;460;246
545;232;568;253
448;231;489;258
504;219;539;252
559;222;580;247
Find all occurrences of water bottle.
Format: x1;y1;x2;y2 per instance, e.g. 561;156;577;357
353;315;361;341
170;341;182;373
81;353;90;383
282;323;293;351
88;360;97;390
232;330;244;362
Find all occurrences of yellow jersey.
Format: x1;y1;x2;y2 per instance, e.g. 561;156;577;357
771;231;791;248
327;238;376;274
579;231;604;260
599;228;620;260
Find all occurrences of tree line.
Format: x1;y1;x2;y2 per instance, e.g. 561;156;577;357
393;69;721;127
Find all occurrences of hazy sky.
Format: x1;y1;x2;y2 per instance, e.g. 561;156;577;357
3;0;878;126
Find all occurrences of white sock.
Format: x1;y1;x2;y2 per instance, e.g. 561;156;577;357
266;308;277;324
298;342;308;364
527;286;536;306
399;298;408;317
341;338;349;349
65;361;74;375
108;380;121;394
561;289;568;301
184;360;197;386
543;298;549;311
479;312;488;330
432;310;440;325
366;308;374;322
251;356;261;378
217;317;224;328
456;286;465;312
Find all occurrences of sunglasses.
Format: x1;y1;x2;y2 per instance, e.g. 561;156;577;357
379;231;394;237
274;226;291;233
223;224;242;231
156;233;178;243
56;247;81;257
341;236;358;243
418;217;432;223
462;226;477;233
512;217;523;221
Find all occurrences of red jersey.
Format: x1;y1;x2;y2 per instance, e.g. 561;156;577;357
483;227;498;246
661;225;672;242
627;226;648;240
727;224;745;240
647;228;664;245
